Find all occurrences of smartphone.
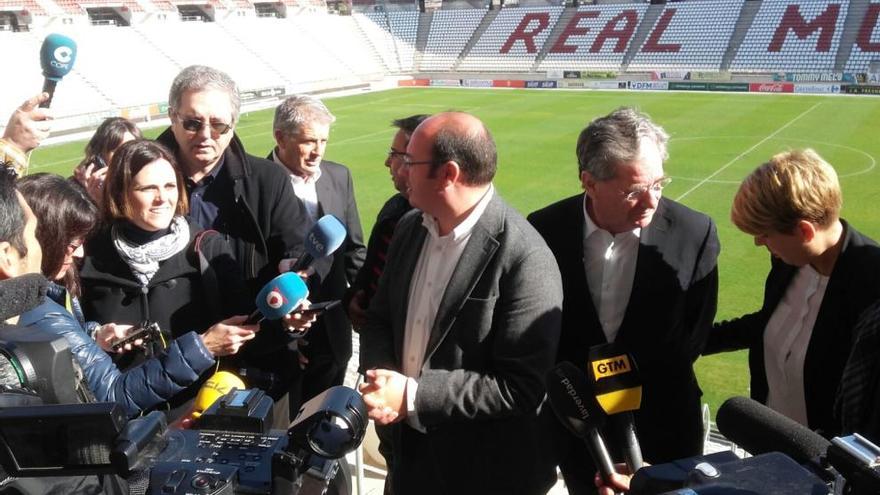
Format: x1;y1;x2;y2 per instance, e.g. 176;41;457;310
109;322;160;352
93;155;107;170
297;300;341;317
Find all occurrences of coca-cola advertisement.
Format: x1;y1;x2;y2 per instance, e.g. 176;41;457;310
749;83;794;93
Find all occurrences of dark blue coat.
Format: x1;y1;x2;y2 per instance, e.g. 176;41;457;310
18;297;215;417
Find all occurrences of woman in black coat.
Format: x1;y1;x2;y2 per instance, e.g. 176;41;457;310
79;139;258;418
705;149;880;438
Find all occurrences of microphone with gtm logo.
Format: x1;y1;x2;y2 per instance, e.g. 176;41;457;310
588;343;644;473
39;33;77;108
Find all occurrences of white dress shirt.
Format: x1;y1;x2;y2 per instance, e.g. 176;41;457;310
764;264;829;427
272;150;321;223
582;195;640;343
402;185;495;431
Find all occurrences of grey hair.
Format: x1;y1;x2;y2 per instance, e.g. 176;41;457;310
576;107;669;181
273;95;336;137
168;65;241;124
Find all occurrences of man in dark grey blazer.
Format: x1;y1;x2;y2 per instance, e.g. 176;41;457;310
271;95;366;419
359;112;563;495
528;108;719;494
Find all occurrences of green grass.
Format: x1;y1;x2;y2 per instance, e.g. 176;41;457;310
29;88;880;416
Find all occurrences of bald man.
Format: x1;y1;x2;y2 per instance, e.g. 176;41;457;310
358;112;563;494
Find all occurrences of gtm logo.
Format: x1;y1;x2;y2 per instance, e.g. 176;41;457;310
592;355;631;380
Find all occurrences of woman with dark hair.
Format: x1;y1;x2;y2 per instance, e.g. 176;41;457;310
79;139;259;419
16;172;253;418
73;117;142;204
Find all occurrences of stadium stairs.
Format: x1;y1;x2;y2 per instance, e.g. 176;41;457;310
835;0;871;70
452;7;497;72
721;0;762;71
413;9;432;72
621;2;664;71
530;6;575;72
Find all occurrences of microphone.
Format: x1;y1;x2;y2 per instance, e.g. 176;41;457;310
289;215;347;273
588;343;644;472
0;273;48;322
39;33;77;108
191;371;246;421
717;397;880;494
716;396;830;467
244;272;309;324
545;361;617;485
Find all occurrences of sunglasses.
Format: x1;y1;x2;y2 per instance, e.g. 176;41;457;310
177;116;232;136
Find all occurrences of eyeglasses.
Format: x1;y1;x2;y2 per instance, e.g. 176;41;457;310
387;150;406;159
176;115;232;136
402;156;435;168
619;176;672;202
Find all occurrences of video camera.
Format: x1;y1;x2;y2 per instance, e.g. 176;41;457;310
0;385;367;495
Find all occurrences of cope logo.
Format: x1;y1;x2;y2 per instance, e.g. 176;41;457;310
265;287;288;309
591;355;631;380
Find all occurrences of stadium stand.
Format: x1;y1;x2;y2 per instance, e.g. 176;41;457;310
844;0;880;72
628;0;743;71
458;6;564;72
421;8;485;72
730;0;849;72
354;11;418;73
538;4;648;72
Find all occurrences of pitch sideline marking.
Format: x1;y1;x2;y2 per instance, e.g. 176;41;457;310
675;102;823;202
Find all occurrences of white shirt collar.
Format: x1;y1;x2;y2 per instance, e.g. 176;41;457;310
422;185;495;242
272;149;322;184
582;193;640;240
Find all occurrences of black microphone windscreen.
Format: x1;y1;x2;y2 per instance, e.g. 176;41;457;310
546;361;606;438
716;396;830;465
0;274;48;322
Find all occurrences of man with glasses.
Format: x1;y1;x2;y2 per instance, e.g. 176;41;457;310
347;114;428;330
156;65;309;429
528;107;720;494
269;95;366;419
358;112;562;494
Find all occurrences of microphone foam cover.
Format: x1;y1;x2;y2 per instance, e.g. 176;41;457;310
546;361;607;438
254;272;308;321
305;215;347;259
716;396;831;465
40;33;77;80
192;371;245;419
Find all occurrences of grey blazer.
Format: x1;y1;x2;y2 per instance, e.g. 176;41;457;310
360;192;563;495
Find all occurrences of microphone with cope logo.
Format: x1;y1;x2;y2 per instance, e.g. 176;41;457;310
39;33;77;108
244;272;309;324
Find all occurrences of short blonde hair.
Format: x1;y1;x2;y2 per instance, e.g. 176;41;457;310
731;148;841;235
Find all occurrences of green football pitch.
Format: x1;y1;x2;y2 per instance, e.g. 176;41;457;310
29;87;880;416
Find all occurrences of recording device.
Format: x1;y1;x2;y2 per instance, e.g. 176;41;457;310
0;273;47;322
588;343;644;472
39;33;77;108
0;386;367;494
93;155;107;170
631;396;880;494
244;272;309;324
190;371;247;421
109;321;161;352
289;215;347;274
545;361;616;485
298;300;341;317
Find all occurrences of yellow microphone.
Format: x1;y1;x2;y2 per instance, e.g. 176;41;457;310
191;371;246;420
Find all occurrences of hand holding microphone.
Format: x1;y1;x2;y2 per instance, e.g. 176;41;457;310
39;33;77;108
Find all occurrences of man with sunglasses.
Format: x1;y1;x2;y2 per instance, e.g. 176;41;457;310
156;65;310;429
528;107;720;494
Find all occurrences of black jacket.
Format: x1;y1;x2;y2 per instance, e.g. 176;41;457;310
529;194;719;465
707;221;880;437
157;129;308;294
